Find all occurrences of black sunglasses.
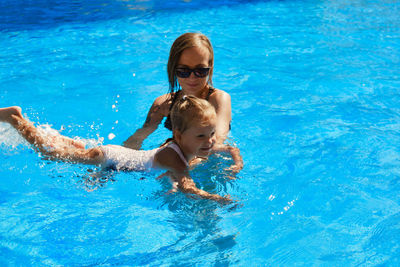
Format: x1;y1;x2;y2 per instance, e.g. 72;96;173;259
175;67;210;78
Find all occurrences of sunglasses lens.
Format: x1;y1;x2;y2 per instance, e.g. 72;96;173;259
176;68;210;78
176;69;190;78
194;68;210;78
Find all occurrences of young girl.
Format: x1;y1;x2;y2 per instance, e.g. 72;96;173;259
123;32;232;150
0;96;243;202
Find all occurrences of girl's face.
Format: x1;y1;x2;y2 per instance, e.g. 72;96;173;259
175;116;217;160
177;46;210;96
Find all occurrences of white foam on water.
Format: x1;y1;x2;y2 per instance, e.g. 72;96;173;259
0;122;27;148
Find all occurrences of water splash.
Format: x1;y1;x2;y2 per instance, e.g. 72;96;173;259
0;121;104;151
0;122;26;148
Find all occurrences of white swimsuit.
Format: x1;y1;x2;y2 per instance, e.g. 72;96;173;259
100;142;188;171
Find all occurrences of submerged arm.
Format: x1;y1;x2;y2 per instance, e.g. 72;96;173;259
177;174;231;203
154;146;231;203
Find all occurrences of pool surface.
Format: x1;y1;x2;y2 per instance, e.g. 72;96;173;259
1;0;400;265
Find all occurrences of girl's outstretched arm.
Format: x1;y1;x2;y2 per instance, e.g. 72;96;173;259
156;169;231;203
154;146;231;203
172;171;231;203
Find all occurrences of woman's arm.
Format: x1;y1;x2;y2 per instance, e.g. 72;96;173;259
210;90;232;144
213;143;243;172
123;95;169;149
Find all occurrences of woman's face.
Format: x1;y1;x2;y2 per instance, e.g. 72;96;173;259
176;46;210;96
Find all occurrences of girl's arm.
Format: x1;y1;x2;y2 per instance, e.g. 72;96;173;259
176;173;231;203
123;95;169;149
154;147;231;203
212;143;243;172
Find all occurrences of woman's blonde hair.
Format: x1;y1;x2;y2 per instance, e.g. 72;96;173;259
167;32;214;93
170;95;216;134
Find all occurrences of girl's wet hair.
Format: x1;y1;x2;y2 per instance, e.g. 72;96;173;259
170;95;216;134
167;32;214;93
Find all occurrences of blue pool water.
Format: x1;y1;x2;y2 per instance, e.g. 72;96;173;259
1;0;400;265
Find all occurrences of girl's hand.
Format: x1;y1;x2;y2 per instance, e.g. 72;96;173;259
211;194;233;204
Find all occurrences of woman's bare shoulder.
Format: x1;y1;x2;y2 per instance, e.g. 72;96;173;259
212;87;229;95
153;93;173;106
209;88;231;105
150;93;174;115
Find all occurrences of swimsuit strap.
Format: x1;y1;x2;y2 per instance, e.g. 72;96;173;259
164;90;181;131
169;90;181;111
206;86;215;100
167;142;189;167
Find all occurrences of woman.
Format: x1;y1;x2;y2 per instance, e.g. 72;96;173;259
123;32;232;150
